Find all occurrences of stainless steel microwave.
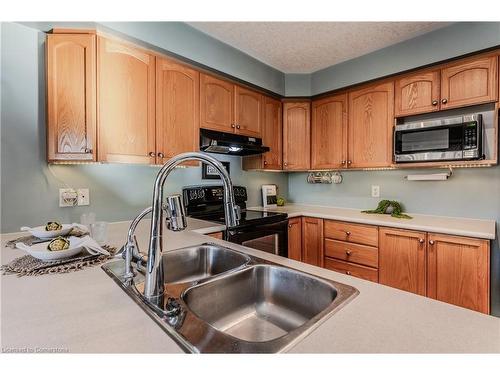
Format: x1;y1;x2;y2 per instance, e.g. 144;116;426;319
394;114;483;163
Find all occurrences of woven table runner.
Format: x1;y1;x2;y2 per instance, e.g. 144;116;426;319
2;234;117;277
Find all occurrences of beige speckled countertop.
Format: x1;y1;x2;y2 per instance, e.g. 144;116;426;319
248;204;496;239
1;216;499;353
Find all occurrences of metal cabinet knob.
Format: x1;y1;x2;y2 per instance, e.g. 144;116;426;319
345;231;351;236
341;160;346;165
158;152;165;158
419;238;425;244
236;125;241;129
288;224;292;228
148;151;156;157
347;160;352;165
84;148;92;154
441;98;448;104
263;160;268;165
284;162;288;167
432;100;438;106
429;240;435;245
346;271;351;275
231;124;236;128
345;250;352;256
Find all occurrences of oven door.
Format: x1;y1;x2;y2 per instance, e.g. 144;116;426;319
394;122;465;162
225;220;288;258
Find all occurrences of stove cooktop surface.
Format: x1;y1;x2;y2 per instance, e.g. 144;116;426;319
192;209;287;227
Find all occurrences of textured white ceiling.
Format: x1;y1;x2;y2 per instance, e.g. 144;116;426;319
187;22;451;73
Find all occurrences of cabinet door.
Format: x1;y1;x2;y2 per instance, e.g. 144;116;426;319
234;86;262;137
156;57;199;165
262;96;282;170
348;82;394;168
395;70;440;117
302;217;323;267
427;233;490;314
283;102;311;170
98;37;156;164
47;34;96;162
440;55;498;110
379;228;426;296
311;94;347;169
200;74;234;133
287;217;302;261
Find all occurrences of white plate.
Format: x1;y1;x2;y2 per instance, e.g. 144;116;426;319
16;236;88;261
20;223;85;239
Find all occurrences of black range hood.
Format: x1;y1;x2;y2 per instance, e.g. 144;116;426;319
200;129;270;156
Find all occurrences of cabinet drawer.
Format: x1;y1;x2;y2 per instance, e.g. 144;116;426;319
324;258;378;283
324;239;378;268
324;220;378;247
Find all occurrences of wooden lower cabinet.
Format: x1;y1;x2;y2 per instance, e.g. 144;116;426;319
301;217;323;266
324;258;378;282
379;228;427;296
427;233;490;314
287;217;302;261
207;232;223;240
324;239;378;268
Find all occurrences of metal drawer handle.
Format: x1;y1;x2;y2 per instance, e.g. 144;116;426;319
345;231;351;236
345;250;352;256
346;271;351;275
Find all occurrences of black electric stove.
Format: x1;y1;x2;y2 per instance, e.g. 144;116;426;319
182;185;288;257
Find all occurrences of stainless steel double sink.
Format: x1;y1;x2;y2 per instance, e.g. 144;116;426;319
102;243;359;353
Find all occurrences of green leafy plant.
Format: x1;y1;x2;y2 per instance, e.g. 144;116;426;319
362;200;412;219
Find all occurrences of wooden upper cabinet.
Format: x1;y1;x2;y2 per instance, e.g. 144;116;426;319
440;55;498;110
427;233;490;314
97;37;156;164
311;94;347;169
302;217;323;267
395;70;440;117
379;228;427;296
283;101;311;170
200;74;234;133
262;96;282;169
156;57;199;164
47;34;96;162
287;217;302;262
234;86;262;137
348;81;394;168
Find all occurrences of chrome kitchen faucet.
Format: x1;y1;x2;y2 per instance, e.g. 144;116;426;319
121;152;241;306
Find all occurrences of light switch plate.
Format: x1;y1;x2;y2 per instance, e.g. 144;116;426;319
77;188;90;206
59;188;78;207
371;185;380;198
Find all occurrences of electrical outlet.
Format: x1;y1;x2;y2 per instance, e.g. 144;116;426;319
77;188;90;206
59;188;78;207
371;185;380;198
